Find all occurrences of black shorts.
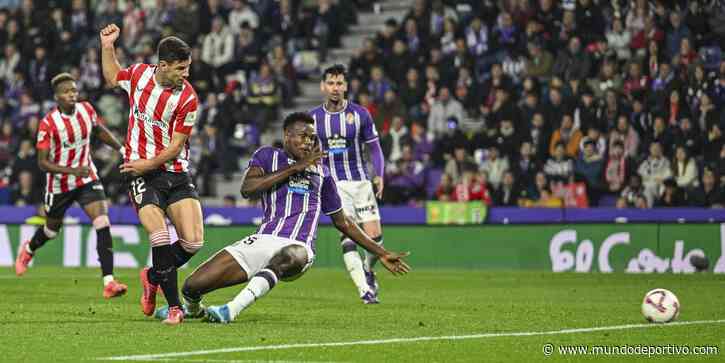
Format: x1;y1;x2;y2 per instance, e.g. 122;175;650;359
44;181;107;219
128;170;198;211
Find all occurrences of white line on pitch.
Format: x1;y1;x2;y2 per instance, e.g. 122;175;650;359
98;319;725;361
167;360;341;363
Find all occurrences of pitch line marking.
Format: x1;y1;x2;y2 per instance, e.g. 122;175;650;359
98;319;725;361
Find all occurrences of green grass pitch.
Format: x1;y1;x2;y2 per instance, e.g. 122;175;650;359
1;267;724;362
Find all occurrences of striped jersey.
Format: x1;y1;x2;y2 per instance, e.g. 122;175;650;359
246;146;342;251
309;101;379;181
36;102;101;194
116;63;199;173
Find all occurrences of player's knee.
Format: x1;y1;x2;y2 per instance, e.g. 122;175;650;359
269;245;308;280
179;239;204;254
92;215;111;230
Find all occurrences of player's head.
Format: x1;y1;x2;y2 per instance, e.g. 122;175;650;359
320;64;348;103
51;72;78;110
283;112;317;159
157;36;192;89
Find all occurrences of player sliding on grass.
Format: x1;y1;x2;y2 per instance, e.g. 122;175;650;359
100;24;204;325
15;73;128;299
154;112;410;323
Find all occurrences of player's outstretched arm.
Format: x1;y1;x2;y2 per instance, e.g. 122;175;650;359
37;149;89;177
95;123;124;152
330;210;410;275
99;24;122;87
240;149;326;197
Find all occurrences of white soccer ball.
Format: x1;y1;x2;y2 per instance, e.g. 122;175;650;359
641;288;680;323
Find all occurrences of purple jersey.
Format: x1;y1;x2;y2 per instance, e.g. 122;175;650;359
246;146;342;251
309;101;379;181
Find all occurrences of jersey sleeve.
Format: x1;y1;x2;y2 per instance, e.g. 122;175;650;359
358;107;379;143
82;102;100;127
116;63;140;93
321;168;343;215
36;119;52;150
173;94;198;135
246;147;270;173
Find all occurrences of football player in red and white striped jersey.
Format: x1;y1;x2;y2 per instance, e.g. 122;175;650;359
15;73;128;299
100;23;205;325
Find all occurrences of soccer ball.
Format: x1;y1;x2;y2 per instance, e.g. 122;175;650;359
641;288;680;323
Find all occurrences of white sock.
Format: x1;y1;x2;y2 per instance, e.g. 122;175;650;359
25;243;33;254
343;250;369;296
227;269;277;320
102;275;114;286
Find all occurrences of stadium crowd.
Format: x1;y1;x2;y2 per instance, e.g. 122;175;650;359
0;0;364;206
0;0;724;209
357;0;725;208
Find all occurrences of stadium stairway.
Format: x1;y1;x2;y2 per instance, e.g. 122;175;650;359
205;0;413;206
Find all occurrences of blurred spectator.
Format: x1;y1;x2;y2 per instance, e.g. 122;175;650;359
655;178;686;207
247;63;280;131
609;115;640;159
444;145;475;185
638;142;672;206
544;142;574;184
229;0;259;32
512;141;540;188
672;146;698;189
688;168;724;208
621;174;645;207
553;37;591;82
0;44;20;82
451;169;492;205
367;66;393;106
9;170;40;207
201;17;235;80
479;145;509;190
575;139;604;204
380;116;408;164
525;40;554;81
384;144;427;205
606;17;632;62
605;139;632;191
549;114;582;158
427;86;464;139
435;173;455;201
9;139;38;186
493;170;522;206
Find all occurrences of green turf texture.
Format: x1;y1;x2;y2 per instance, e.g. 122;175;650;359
1;267;723;362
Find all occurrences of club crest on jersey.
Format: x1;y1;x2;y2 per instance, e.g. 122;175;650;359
288;174;311;194
328;134;348;154
346;112;355;124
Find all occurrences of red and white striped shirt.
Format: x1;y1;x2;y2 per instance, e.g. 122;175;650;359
36;102;100;194
116;63;199;173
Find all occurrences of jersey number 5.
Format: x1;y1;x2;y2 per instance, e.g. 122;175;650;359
242;236;258;245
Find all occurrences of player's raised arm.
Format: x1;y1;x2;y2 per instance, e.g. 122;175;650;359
329;210;410;275
240;149;326;197
99;24;122;87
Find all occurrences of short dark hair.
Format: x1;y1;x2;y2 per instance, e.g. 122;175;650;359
51;72;75;92
157;36;191;63
322;64;347;82
283;112;314;131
